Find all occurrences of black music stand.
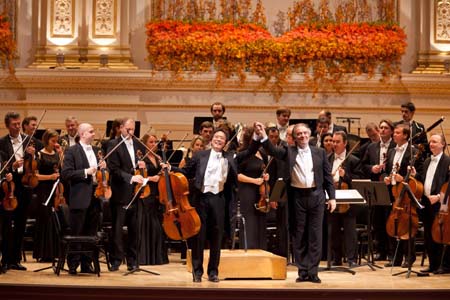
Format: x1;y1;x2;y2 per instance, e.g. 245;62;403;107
352;180;390;270
390;182;428;278
320;189;364;275
231;188;248;251
123;183;160;276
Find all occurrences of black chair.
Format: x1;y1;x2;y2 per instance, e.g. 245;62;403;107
54;204;101;276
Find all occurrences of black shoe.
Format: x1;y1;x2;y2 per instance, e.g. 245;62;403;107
401;262;414;268
433;267;450;275
68;268;77;275
193;274;202;282
0;264;7;274
295;275;309;282
309;274;321;283
110;264;120;272
420;267;437;273
348;261;358;268
374;254;387;261
332;261;342;266
9;263;27;271
208;274;220;282
127;265;137;271
384;262;401;267
80;265;95;274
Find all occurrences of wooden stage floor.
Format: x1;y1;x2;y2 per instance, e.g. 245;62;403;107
0;252;449;300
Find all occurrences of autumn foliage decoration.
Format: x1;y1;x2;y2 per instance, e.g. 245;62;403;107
146;2;406;99
0;14;15;73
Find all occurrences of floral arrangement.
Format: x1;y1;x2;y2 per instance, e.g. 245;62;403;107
0;14;15;73
146;0;405;99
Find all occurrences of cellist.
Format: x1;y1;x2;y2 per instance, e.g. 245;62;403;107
412;133;450;274
328;131;363;268
382;123;423;268
166;128;259;283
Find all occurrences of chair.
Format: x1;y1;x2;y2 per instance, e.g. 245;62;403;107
54;204;101;276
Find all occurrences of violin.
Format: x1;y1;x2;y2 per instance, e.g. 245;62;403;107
53;163;66;210
254;157;274;213
22;140;39;188
386;148;423;240
134;149;151;199
158;144;200;240
2;168;17;211
95;150;112;200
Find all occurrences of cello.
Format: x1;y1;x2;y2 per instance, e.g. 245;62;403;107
158;145;201;241
432;180;450;245
386;148;423;240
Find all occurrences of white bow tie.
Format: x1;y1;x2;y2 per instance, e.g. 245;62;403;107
431;156;439;162
335;154;345;160
395;145;405;152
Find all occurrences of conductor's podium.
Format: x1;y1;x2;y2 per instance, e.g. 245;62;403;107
187;249;287;280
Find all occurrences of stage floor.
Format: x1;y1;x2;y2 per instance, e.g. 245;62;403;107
0;252;449;300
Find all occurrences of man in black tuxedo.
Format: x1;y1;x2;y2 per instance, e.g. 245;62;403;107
60;116;79;147
318;110;347;134
360;119;396;260
21;116;44;150
172;128;255;283
254;122;336;283
358;122;380;160
210;102;226;128
328;131;362;268
0;152;13;274
382;123;423;267
107;118;146;271
413;133;450;274
61;123;107;275
0;112;37;271
395;102;428;157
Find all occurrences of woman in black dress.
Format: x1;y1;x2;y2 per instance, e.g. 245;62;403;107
137;134;168;265
32;129;62;262
236;127;270;249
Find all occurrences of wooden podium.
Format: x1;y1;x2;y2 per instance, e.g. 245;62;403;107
187;249;287;280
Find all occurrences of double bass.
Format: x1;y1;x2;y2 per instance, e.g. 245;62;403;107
158;146;201;241
386;149;423;240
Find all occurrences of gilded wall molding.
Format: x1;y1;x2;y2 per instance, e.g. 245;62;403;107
50;0;75;38
435;0;450;43
93;0;117;38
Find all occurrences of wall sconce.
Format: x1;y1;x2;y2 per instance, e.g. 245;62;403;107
99;54;109;68
444;60;450;73
56;52;65;67
79;48;88;64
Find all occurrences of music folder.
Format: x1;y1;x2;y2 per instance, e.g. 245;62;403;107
269;178;287;203
327;189;365;204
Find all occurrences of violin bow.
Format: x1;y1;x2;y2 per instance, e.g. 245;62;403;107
167;133;189;163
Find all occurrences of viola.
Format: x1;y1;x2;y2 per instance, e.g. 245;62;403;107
95;150;112;200
431;181;450;245
21;140;39;188
2;177;17;211
386;149;423;240
134;149;151;199
158;148;200;240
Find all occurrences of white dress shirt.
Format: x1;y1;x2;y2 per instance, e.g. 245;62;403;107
379;138;392;165
291;146;315;188
424;152;443;197
10;135;24;173
80;142;98;181
332;151;346;183
122;136;136;169
202;150;228;194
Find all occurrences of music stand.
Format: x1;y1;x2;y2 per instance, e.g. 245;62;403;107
231;188;247;251
352;180;390;270
320;189;364;275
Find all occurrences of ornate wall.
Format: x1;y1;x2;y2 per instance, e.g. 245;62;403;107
0;0;449;141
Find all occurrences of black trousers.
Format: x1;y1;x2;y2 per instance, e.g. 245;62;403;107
110;201;137;267
329;207;357;263
9;186;31;265
292;187;324;277
190;192;225;277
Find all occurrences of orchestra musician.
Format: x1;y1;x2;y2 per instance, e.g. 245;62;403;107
412;133;450;274
32;129;62;262
318;110;347;134
60;116;79;147
358;122;380;160
360;119;395;261
310;116;330;148
21;116;44;150
0;112;37;271
254;122;336;284
328;131;362;268
0;152;14;274
169;128;258;283
198;121;214;150
275;107;291;142
382;123;423;268
210;102;226;128
106;118;146;272
61;123;106;275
